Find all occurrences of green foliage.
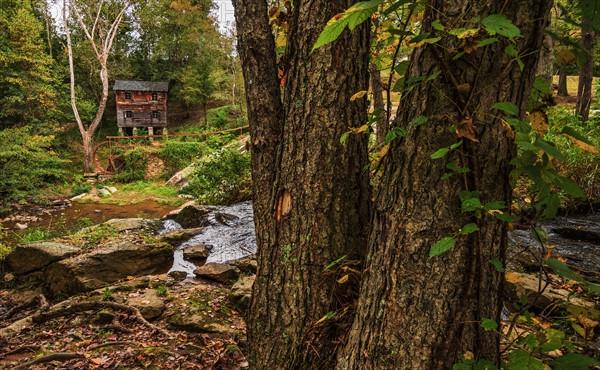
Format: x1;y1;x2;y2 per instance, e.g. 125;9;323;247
543;105;600;199
0;0;59;129
101;287;114;301
429;237;456;258
157;141;206;177
183;149;252;205
71;175;92;196
155;282;168;297
313;0;384;51
19;228;48;243
0;127;67;213
111;148;149;183
481;14;521;39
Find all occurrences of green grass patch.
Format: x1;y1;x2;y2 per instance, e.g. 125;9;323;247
545;105;600;199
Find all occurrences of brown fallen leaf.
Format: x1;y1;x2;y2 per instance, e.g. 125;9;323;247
456;117;479;143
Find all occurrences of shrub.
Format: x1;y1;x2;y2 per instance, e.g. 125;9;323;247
71;175;92;196
111;148;149;183
183;149;252;205
0;127;68;214
20;228;48;243
157;141;206;176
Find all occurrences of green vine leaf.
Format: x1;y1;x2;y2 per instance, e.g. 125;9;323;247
481;318;498;331
492;102;519;116
545;258;584;282
553;353;599;370
410;115;428;126
552;175;586;198
385;127;407;144
534;139;567;161
482;14;521;39
431;20;445;31
476;37;499;47
506;349;544;370
429;237;456;258
312;0;384;51
489;258;505;272
460;223;479;235
431;148;449;159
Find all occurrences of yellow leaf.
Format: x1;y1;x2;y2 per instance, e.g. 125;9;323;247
341;266;361;274
350;90;368;101
372;144;390;164
337;275;349;284
276;31;287;48
579;314;599;329
127;276;135;280
463;351;474;360
529;110;549;135
350;124;369;134
567;137;597;154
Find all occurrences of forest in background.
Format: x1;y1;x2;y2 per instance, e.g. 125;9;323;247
0;0;244;212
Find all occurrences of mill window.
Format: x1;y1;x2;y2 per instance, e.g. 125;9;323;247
151;92;158;101
125;91;132;100
151;111;160;119
125;111;133;118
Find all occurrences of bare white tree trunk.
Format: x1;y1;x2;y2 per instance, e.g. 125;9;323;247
63;0;128;173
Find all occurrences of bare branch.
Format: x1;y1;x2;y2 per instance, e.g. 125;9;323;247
63;0;86;135
104;4;129;53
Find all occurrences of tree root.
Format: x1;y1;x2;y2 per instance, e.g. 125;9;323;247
32;301;171;337
0;344;41;358
0;294;48;321
88;341;135;351
13;352;85;370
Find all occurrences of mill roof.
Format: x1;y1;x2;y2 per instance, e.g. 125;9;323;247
113;80;169;92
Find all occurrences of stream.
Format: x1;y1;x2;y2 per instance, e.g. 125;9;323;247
160;202;256;275
2;199;597;281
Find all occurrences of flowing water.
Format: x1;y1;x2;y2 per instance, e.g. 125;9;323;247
160;202;256;275
508;213;600;281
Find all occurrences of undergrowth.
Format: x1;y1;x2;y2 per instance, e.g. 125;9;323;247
183;149;252;205
545;105;600;200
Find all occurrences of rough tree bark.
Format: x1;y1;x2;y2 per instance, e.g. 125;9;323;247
558;66;569;96
370;63;387;145
575;18;596;122
537;31;555;90
339;1;552;369
233;1;371;368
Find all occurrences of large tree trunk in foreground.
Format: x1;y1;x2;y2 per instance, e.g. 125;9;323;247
233;1;371;368
575;19;596;122
339;1;552;369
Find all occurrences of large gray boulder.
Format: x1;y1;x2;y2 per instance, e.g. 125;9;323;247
159;227;203;247
79;218;158;234
183;244;213;260
166;202;213;228
229;255;257;274
45;239;173;295
194;263;240;284
228;275;255;312
6;242;81;275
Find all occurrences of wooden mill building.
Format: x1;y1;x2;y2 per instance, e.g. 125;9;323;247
113;80;169;136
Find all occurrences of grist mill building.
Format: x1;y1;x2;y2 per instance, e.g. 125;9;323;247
113;80;169;136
